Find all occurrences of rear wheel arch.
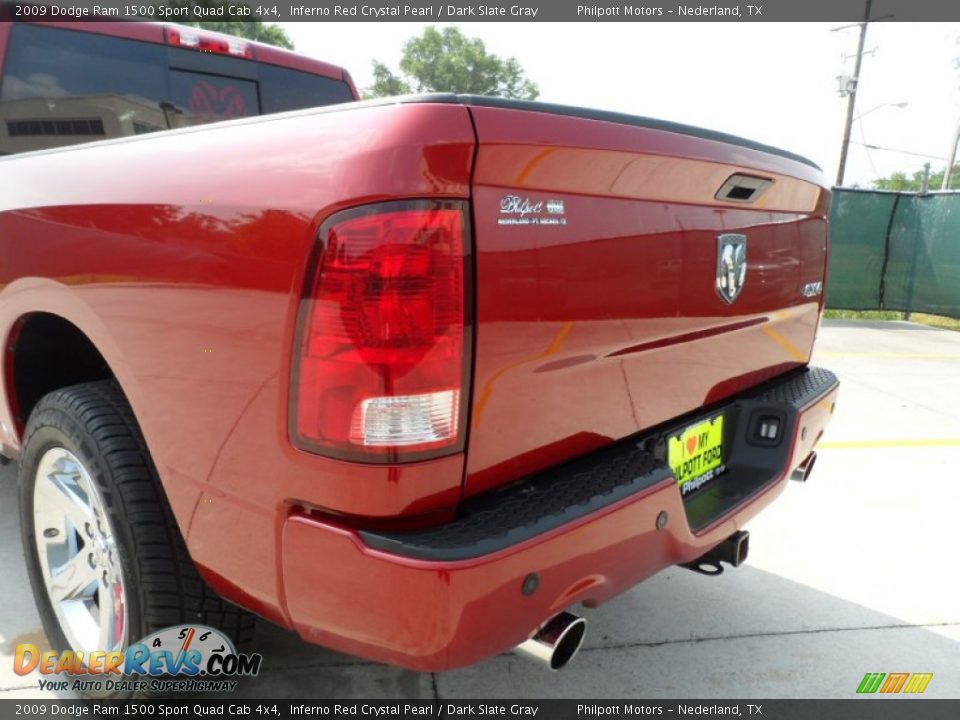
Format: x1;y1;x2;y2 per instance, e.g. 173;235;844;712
3;310;178;507
5;312;116;437
18;380;255;698
2;309;204;564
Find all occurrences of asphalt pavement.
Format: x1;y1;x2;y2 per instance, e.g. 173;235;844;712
2;319;958;699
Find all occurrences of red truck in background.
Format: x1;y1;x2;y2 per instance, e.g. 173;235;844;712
0;20;839;692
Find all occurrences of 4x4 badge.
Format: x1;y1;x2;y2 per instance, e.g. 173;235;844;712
717;233;747;304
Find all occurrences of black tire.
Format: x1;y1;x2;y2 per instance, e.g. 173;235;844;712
19;380;254;698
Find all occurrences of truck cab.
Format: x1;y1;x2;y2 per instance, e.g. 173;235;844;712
0;21;357;155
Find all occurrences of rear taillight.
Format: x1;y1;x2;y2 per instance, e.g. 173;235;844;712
291;200;470;463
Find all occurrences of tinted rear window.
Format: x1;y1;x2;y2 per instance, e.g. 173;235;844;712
259;63;354;114
169;69;259;125
0;24;353;154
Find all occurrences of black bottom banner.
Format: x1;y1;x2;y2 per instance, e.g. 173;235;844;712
1;700;959;720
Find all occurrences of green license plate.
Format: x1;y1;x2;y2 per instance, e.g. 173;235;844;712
668;413;726;496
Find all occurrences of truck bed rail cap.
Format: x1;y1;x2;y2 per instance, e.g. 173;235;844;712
451;94;821;171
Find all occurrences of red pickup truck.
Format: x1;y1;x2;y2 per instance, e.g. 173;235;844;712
0;21;838;686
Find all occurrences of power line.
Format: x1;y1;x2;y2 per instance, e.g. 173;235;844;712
849;141;948;161
857;117;881;178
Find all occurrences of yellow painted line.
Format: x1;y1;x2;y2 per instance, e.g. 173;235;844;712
819;438;960;450
472;321;574;428
516;146;558;185
543;319;573;355
762;325;807;362
818;351;960;360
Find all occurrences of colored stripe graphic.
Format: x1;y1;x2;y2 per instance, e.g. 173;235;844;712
904;673;934;694
880;673;909;693
857;673;885;693
856;672;933;694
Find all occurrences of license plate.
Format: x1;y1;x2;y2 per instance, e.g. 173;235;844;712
668;413;725;496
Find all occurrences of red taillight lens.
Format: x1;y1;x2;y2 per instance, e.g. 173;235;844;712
291;201;470;462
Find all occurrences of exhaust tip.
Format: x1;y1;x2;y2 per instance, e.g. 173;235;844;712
547;616;587;671
516;612;587;671
791;451;817;482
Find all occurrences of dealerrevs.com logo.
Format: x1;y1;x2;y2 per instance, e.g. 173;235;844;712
14;625;262;694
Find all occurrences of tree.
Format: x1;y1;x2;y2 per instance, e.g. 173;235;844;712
369;61;413;97
366;27;538;100
874;165;960;192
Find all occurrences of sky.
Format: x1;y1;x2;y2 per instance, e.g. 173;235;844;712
279;21;960;187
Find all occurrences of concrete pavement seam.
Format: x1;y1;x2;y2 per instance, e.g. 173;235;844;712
256;658;379;673
179;622;960;677
580;621;960;654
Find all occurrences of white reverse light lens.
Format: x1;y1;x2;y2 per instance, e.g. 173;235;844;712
353;390;460;447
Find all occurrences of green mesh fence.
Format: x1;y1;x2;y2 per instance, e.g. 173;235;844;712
827;189;960;318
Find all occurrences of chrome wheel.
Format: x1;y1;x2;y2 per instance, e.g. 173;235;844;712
20;381;255;699
32;447;126;654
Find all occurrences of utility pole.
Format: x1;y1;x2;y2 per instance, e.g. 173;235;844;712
942;118;960;190
835;0;874;187
920;162;932;196
904;162;933;322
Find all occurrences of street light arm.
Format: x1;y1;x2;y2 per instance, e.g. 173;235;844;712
853;101;908;121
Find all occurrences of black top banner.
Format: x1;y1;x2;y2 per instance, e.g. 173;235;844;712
0;701;960;720
0;0;958;22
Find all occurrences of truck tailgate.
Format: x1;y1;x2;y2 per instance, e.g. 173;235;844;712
464;99;830;497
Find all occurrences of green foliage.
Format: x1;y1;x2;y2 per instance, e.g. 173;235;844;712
873;165;960;192
366;26;538;100
823;310;960;331
369;61;413;97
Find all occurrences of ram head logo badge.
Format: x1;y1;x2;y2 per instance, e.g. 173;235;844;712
716;233;747;304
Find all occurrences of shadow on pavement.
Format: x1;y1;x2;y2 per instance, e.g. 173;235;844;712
2;459;958;700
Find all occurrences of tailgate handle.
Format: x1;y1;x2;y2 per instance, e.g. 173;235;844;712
715;174;773;203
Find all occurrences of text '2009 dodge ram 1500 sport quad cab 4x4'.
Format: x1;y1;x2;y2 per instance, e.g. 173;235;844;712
0;20;838;686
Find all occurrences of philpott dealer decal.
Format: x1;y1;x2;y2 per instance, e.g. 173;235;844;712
13;624;262;694
498;195;567;226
